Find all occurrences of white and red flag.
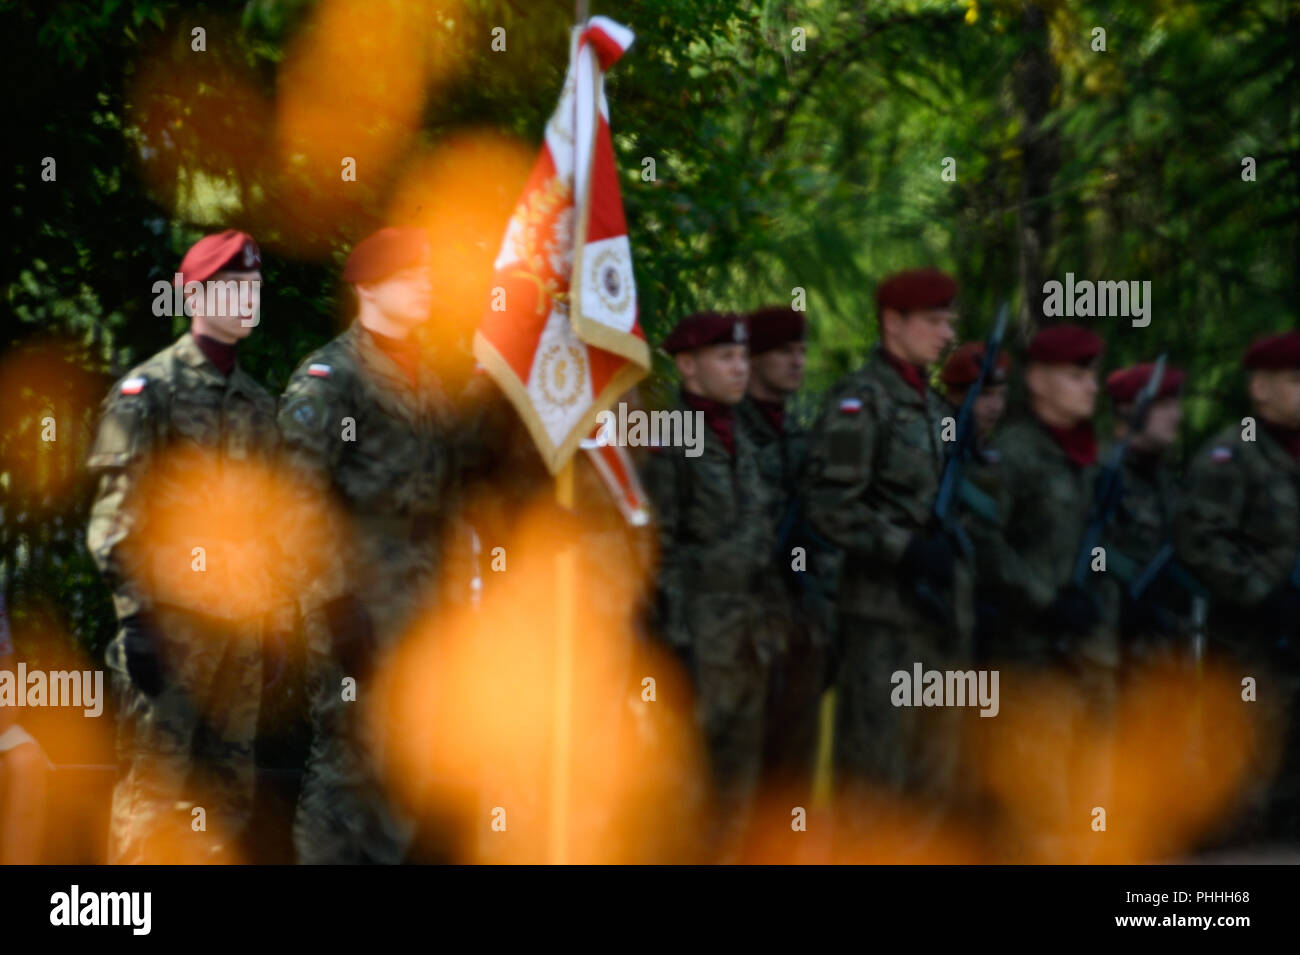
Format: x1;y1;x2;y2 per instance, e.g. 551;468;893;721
474;16;650;522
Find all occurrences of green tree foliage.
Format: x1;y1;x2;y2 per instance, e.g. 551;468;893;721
0;0;1295;658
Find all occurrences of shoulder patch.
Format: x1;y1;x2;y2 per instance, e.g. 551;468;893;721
120;376;147;395
281;393;327;433
838;397;863;415
1210;446;1233;462
307;363;332;378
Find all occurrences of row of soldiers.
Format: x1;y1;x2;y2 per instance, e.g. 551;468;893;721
85;226;1300;863
649;268;1300;858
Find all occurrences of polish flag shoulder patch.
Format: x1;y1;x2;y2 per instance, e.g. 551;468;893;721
307;363;332;378
838;397;863;415
119;376;147;395
1210;446;1233;462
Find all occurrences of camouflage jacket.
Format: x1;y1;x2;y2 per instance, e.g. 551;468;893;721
277;321;460;641
736;396;840;648
85;332;282;668
1107;448;1177;569
735;397;808;515
1175;421;1300;643
1101;446;1201;622
641;398;789;664
974;415;1119;664
803;347;973;637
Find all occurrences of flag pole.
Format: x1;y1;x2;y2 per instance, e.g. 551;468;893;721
546;0;588;869
550;457;576;864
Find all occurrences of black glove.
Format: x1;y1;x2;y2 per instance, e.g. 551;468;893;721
122;612;166;698
323;593;377;680
900;532;956;588
1042;584;1101;641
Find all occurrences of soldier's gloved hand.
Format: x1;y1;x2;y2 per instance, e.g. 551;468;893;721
122;612;166;698
323;593;378;680
900;532;956;587
1042;584;1100;640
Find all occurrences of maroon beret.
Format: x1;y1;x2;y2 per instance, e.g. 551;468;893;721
343;227;430;284
876;268;958;315
662;311;748;355
176;230;260;286
1026;324;1105;365
1243;330;1300;371
748;306;806;354
1105;362;1186;403
940;342;1011;390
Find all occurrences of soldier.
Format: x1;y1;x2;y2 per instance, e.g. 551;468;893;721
734;305;832;800
1100;362;1192;663
641;310;787;859
939;341;1010;447
971;324;1120;857
976;325;1117;666
939;341;1010;663
803;268;974;833
86;230;283;863
280;227;461;864
1175;329;1300;841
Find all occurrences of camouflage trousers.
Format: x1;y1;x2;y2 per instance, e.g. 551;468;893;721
293;656;415;865
108;610;261;864
694;648;770;859
762;622;827;803
1217;653;1300;844
684;592;788;859
833;614;968;821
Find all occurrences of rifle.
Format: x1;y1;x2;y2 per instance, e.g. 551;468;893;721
1128;541;1174;601
932;302;1010;553
1070;354;1168;588
913;302;1009;620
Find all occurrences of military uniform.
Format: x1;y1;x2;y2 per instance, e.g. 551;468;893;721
1175;333;1300;839
1104;448;1197;659
966;326;1123;857
1095;363;1198;661
804;344;974;810
87;329;281;863
640;311;787;854
280;314;460;864
643;392;786;847
940;341;1011;663
736;394;833;798
977;417;1120;666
